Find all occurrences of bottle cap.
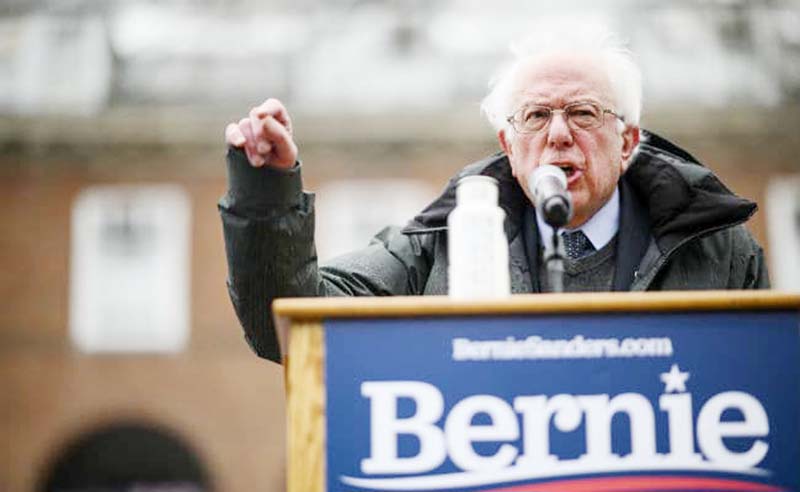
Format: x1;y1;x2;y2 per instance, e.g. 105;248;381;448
456;176;498;205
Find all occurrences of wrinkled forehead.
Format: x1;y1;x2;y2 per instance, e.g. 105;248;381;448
510;52;615;109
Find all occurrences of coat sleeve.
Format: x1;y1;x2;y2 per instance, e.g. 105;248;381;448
743;237;770;289
729;225;770;290
218;148;433;362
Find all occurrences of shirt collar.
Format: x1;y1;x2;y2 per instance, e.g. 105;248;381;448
537;185;620;251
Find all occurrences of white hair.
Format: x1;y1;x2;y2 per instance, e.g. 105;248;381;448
481;23;642;132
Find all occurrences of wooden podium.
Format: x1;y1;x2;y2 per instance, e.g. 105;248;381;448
273;291;800;492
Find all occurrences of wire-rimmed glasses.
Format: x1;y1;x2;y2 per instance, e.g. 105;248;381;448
506;101;624;134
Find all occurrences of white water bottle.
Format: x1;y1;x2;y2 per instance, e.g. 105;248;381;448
447;176;511;299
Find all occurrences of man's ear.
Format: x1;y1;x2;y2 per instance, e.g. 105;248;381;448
621;125;640;163
498;128;511;154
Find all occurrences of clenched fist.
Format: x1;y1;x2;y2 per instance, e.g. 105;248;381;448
225;98;298;169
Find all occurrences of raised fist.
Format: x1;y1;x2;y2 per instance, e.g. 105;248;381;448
225;98;298;169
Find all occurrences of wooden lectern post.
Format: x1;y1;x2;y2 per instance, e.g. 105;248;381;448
274;291;800;492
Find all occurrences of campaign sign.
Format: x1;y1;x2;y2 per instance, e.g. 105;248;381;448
325;311;799;492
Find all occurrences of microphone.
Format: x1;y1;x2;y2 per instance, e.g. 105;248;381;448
528;165;572;228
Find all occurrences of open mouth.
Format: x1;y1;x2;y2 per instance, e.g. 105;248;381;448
554;163;578;178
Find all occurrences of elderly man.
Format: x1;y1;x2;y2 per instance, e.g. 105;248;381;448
219;28;769;362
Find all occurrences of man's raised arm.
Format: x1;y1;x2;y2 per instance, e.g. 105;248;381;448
218;99;314;362
218;99;432;362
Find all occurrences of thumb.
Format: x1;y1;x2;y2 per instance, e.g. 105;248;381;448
225;123;246;147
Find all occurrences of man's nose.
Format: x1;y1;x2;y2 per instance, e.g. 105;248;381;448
546;111;574;147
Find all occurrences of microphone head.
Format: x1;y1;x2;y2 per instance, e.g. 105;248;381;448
529;164;567;194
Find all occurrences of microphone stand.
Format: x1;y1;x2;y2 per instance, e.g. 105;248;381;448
544;227;566;293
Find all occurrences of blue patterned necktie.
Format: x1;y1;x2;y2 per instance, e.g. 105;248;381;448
562;230;595;260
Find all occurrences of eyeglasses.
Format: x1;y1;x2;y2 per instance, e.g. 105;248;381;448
506;101;625;134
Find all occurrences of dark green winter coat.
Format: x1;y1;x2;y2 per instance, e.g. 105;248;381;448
219;131;769;362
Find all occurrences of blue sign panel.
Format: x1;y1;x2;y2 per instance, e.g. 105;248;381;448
325;311;799;492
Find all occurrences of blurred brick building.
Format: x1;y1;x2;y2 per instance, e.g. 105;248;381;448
1;1;799;490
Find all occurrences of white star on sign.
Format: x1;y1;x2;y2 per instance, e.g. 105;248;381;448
660;364;690;393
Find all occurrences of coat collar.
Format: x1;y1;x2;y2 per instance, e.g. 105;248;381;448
626;131;757;254
401;152;526;241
